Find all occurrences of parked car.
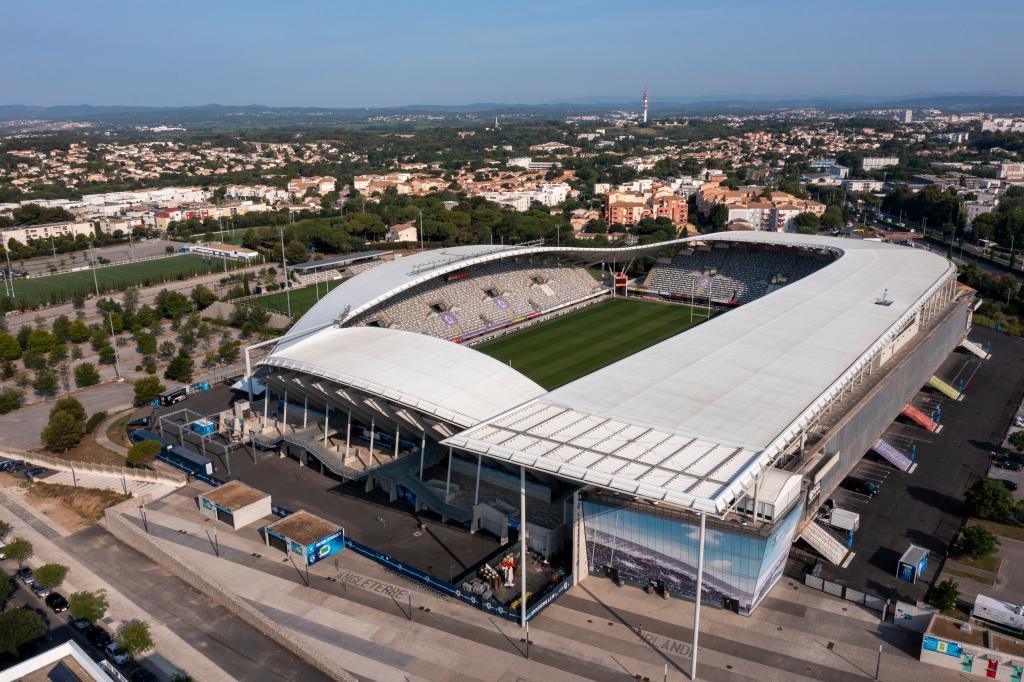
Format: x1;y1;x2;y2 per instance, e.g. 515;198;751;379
8;461;27;474
86;625;112;649
23;466;46;479
32;583;51;598
1013;415;1024;428
17;567;35;585
998;479;1019;492
72;618;92;631
130;667;159;682
45;592;68;612
105;642;130;666
842;477;880;497
0;458;24;472
995;458;1024;472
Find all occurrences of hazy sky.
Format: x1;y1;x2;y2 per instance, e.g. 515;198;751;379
5;0;1023;107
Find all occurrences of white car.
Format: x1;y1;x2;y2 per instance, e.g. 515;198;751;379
1013;416;1024;428
105;643;130;666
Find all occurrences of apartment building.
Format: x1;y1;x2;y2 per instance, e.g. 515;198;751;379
605;186;688;226
507;157;562;171
697;183;824;232
2;220;98;245
153;200;270;231
287;176;336;196
862;157;900;171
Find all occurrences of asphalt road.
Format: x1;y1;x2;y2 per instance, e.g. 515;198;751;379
61;524;333;682
815;326;1024;602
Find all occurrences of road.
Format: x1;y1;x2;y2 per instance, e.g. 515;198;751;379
0;382;133;451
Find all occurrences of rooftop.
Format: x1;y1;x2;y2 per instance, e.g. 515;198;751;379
201;480;269;511
265;509;341;546
289;250;392;272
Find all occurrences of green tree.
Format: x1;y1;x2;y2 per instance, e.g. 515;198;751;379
925;579;960;612
85;411;106;434
285;239;308;266
190;285;217;310
0;388;23;414
33;563;68;590
217;338;240;364
957;525;1000;559
26;329;55;355
42;409;85;452
0;520;10;544
115;620;155;657
98;345;116;365
0;568;12;605
0;332;21;361
74;362;101;387
90;327;110;351
68;589;109;624
820;205;844;229
965;478;1015;521
157;340;177;360
68;319;91;344
793;212;821;233
126;440;162;466
133;376;165;406
1009;431;1024;452
154;290;193;320
164;352;194;383
32;367;59;397
0;608;46;655
3;537;32;567
136;332;157;356
52;314;72;343
52;397;86;422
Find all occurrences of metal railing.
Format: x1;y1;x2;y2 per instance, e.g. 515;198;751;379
1;450;186;486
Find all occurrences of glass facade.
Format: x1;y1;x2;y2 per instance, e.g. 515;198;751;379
582;494;802;615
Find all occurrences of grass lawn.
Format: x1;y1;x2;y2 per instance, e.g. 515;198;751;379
106;414;133;449
243;278;343;317
475;298;711;390
954;551;1003;574
5;254;244;307
969;518;1024;542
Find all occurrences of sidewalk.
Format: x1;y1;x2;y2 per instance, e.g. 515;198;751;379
0;486;231;681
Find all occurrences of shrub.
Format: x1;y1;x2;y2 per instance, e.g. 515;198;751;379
85;411;107;434
133;376;165;406
925;579;960;612
965;478;1015;521
74;362;101;388
126;440;162;466
0;388;23;415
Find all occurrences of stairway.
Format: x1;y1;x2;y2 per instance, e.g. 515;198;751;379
902;404;938;432
871;438;915;473
960;338;991;360
800;519;853;566
393;470;472;524
928;375;962;401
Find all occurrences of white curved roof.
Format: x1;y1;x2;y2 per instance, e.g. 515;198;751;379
443;232;958;514
261;326;545;428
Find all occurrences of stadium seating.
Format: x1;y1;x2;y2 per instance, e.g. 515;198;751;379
349;258;603;340
644;244;832;304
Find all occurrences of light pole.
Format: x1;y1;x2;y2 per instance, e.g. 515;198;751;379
2;245;12;297
89;244;100;297
107;312;122;382
278;226;292;317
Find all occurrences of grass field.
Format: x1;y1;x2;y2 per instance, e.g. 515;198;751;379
5;254;244;307
476;298;711;389
243;278;343;317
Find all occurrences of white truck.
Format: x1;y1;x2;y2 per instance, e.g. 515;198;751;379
819;506;860;532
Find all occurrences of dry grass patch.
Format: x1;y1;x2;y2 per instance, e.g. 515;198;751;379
42;435;126;467
24;480;130;524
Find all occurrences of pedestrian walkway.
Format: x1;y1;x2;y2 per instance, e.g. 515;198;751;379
40;469;176;499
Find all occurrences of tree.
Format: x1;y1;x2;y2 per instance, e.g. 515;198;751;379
821;205;844;230
154;290;193;320
136;332;157;356
0;332;21;361
957;525;1000;559
69;589;109;624
26;329;55;355
2;537;32;567
133;376;165;406
68;319;90;344
0;388;23;414
1009;430;1024;452
52;314;72;343
285;239;308;266
0;520;9;544
127;440;162;466
190;285;217;310
0;608;46;655
32;367;59;397
90;327;110;351
164;352;194;383
98;345;117;365
793;212;821;233
85;411;106;434
0;568;12;605
926;579;960;612
217;338;240;364
115;620;155;657
42;410;85;452
33;563;68;590
74;362;101;387
158;340;177;360
52;397;85;422
965;478;1015;521
123;287;139;312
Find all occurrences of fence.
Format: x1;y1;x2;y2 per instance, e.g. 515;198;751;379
25;250;183;279
3;449;186;486
803;572;887;613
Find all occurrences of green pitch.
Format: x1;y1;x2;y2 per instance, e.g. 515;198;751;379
244;278;343;317
5;254;244;307
476;298;711;389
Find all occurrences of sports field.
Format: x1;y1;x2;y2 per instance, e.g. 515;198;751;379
476;298;712;389
4;254;244;307
244;278;343;317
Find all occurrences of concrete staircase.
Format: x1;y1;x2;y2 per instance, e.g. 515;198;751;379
928;375;962;401
871;438;915;473
960;338;991;360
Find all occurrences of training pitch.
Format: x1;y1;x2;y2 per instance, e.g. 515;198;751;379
475;297;711;389
245;278;344;317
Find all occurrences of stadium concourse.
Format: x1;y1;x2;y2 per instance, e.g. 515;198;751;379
240;230;971;637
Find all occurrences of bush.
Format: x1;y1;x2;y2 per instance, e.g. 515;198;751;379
925;578;960;612
0;388;23;415
68;589;108;624
0;608;45;655
1010;431;1024;453
164;353;194;383
32;368;59;397
85;411;107;434
74;362;101;388
965;478;1015;521
33;563;68;590
42;410;85;452
115;620;155;657
957;525;1000;559
126;440;162;466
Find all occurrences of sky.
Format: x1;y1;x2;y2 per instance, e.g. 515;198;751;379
4;0;1024;108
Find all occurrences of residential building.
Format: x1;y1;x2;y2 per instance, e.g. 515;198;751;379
980;117;1024;133
288;176;336;196
862;157;900;171
2;220;98;245
842;179;886;193
605;186;688;227
897;109;913;124
964;194;999;227
507;157;562;171
187;242;260;261
386;222;419;243
993;163;1024;181
808;159;849;179
697;183;824;232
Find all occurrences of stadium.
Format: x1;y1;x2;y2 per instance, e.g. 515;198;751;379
241;230;973;621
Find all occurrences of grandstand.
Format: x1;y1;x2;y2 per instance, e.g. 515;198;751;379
246;231;973;620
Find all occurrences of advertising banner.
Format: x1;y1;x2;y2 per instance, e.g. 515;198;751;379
306;529;346;566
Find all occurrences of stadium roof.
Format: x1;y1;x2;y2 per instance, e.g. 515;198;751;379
261;326;545;428
443;232;957;514
289;250;393;272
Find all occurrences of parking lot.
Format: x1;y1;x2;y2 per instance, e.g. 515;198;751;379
804;326;1024;603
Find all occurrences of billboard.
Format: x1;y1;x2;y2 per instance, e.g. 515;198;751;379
306;529;346;566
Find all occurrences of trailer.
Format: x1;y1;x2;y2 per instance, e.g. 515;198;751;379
163;445;215;477
820;507;860;532
973;594;1024;634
